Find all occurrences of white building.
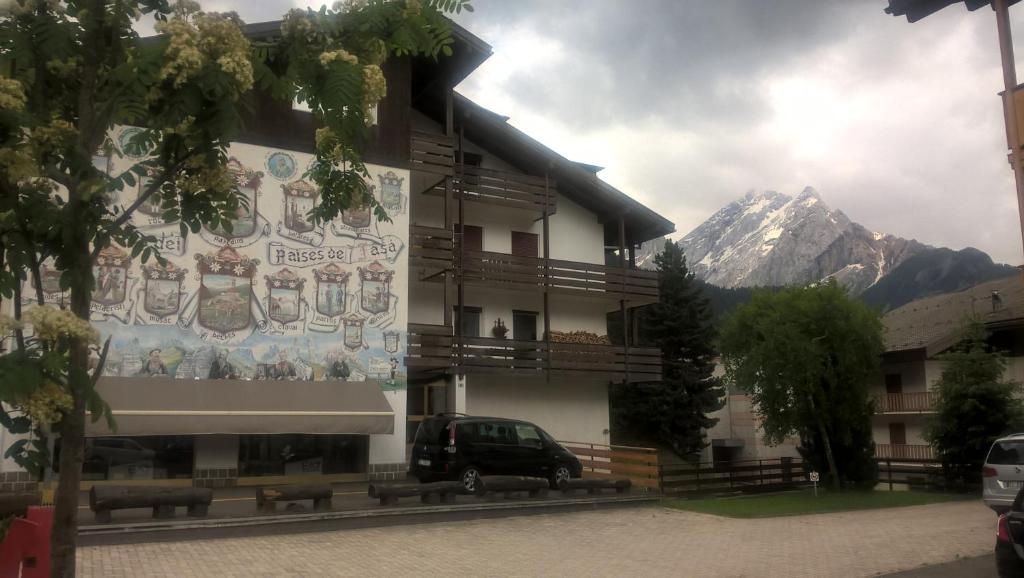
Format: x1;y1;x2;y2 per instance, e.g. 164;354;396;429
0;20;672;490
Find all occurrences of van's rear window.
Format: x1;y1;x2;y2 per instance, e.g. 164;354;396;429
414;419;451;445
988;441;1024;465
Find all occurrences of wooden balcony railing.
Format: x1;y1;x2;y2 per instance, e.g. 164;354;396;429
428;164;557;214
411;131;455;177
409;225;454;273
460;249;659;303
874;443;935;461
405;323;661;383
875;392;938;414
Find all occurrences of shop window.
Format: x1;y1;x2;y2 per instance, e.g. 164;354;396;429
237;434;368;477
56;436;194;481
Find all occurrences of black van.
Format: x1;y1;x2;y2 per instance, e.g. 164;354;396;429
409;415;583;492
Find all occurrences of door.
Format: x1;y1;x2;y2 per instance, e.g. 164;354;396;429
456;224;483;253
511;231;538;258
889;422;907;445
885;374;903;394
453;306;482;338
512;310;537;341
511;422;548;477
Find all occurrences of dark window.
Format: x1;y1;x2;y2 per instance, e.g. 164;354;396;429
460;151;483;167
988;441;1024;465
238;434;368;476
885;374;903;394
511;231;538;258
454;306;482;338
57;436;195;480
889;423;907;445
456;224;483;252
477;421;517;445
513;310;538;341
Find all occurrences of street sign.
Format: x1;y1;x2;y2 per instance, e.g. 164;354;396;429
809;471;820;496
809;471;820;482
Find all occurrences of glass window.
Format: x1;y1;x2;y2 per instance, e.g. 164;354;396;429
477;421;517;445
454;306;482;338
238;434;368;476
988;441;1024;465
57;436;194;481
515;424;542;447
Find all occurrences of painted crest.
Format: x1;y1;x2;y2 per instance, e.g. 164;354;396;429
143;261;186;317
266;151;297;181
282;179;317;234
196;246;258;333
37;262;63;295
341;201;372;229
117;127;152;159
92;246;130;306
358;261;393;314
342;313;365;350
378;171;404;213
265;268;304;325
136;167;164;219
207;158;263;239
313;263;349;318
383;330;400;354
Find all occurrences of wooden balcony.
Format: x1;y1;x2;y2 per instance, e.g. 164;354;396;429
874;443;935;461
405;323;661;383
409;225;454;273
410;131;455;177
875;392;938;414
426;164;558;215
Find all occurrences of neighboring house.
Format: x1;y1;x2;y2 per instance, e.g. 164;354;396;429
0;20;672;486
874;275;1024;461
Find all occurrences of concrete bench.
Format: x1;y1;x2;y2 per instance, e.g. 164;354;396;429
476;476;549;499
89;486;213;523
257;485;332;513
368;481;466;506
560;478;631;495
0;492;41;518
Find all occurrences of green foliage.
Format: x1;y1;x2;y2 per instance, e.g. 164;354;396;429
719;280;882;489
611;241;725;458
925;321;1023;485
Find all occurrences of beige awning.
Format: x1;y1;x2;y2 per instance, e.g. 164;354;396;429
85;378;394;437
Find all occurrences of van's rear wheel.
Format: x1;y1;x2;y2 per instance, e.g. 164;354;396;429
459;466;482;494
550;465;572;490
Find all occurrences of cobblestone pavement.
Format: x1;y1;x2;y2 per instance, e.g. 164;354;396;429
77;500;995;578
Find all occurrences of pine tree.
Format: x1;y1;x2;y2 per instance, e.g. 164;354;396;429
926;321;1023;486
611;241;725;458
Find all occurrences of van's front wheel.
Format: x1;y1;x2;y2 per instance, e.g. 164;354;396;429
459;466;482;494
550;465;572;490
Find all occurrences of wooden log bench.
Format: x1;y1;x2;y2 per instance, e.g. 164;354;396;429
0;492;41;518
476;476;549;499
256;485;332;513
560;478;631;495
89;486;213;523
368;481;466;506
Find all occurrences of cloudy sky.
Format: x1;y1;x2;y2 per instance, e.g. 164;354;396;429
210;0;1024;264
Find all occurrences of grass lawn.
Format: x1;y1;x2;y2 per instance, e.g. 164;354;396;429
663;489;974;518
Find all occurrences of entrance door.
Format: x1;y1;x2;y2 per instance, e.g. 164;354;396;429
889;422;907;445
885;374;903;394
512;310;537;341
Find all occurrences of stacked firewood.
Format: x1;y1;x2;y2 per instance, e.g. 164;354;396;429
547;330;612;345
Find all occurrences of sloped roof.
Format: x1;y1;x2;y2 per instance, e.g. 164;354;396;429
883;274;1024;354
885;0;1022;23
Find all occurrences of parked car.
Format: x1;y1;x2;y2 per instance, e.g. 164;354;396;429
995;487;1024;577
984;434;1024;513
408;415;583;492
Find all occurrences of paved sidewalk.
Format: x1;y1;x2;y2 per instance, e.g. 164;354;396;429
77;500;995;578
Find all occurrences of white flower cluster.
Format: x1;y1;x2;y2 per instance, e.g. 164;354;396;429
154;10;253;93
23;305;100;346
362;64;387;122
0;77;25;111
319;49;358;67
334;0;368;13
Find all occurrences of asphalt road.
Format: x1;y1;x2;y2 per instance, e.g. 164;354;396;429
884;554;996;577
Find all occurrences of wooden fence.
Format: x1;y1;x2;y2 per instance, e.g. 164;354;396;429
659;458;809;496
876;458;944;490
558;441;660;490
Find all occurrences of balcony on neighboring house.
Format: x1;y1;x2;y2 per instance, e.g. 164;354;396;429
874;443;935;461
406;323;661;383
875;392;938;414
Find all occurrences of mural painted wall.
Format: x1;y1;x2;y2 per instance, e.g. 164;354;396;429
28;129;409;395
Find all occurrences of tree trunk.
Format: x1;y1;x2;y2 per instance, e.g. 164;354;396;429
50;243;92;578
807;392;841;491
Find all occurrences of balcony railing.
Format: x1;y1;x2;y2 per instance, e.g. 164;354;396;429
875;392;938;414
409;225;454;273
406;323;661;383
426;164;558;214
411;131;455;177
874;443;935;461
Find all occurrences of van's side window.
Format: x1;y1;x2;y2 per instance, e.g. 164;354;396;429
477;422;516;445
515;424;542;447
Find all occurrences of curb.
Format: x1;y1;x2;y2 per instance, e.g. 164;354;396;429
78;494;659;537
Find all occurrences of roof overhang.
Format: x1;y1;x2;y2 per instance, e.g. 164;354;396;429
86;378;395;437
885;0;1021;23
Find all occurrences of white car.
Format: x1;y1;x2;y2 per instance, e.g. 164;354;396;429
984;434;1024;513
